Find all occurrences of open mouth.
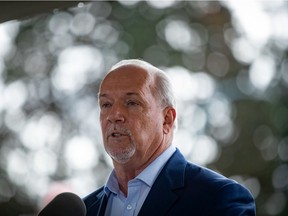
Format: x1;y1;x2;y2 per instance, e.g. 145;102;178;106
107;127;130;139
111;132;123;137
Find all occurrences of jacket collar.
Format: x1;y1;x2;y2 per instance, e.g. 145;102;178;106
138;149;187;216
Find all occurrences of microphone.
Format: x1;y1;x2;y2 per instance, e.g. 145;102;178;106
38;192;86;216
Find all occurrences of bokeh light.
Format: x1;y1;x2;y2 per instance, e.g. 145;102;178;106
0;1;287;215
64;136;99;170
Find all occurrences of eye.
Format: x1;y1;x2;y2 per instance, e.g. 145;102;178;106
126;100;139;106
100;102;112;109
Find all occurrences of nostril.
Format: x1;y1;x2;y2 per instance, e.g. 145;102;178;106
107;116;125;123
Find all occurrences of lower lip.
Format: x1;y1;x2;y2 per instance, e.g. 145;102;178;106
108;135;127;140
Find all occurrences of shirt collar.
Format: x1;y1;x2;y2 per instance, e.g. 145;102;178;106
104;170;119;196
136;145;176;187
104;145;176;195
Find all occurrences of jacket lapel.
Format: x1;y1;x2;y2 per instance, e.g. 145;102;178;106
97;192;108;216
138;149;187;216
86;190;109;216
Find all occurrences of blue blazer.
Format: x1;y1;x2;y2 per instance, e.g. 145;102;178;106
84;149;256;215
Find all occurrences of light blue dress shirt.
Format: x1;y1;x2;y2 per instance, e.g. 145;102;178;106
104;145;176;216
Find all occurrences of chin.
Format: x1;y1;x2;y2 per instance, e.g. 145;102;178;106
108;148;136;164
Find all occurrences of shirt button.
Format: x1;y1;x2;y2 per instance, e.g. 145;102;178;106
127;204;133;210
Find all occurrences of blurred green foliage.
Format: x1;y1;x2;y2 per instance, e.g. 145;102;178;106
0;1;287;216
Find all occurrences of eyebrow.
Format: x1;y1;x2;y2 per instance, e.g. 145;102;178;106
126;92;140;97
98;93;107;98
98;92;140;99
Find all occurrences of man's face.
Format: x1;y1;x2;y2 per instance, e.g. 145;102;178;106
98;66;165;165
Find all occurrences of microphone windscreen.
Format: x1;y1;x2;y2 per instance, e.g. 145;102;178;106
38;192;86;216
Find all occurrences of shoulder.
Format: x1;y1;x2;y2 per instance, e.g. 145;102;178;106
166;150;256;215
185;161;234;188
169;149;249;192
181;157;253;196
185;162;253;197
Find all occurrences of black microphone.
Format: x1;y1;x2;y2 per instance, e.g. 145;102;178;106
38;192;86;216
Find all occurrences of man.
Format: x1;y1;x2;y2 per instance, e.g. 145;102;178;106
84;59;256;216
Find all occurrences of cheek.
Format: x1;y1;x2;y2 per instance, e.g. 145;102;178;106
100;117;108;136
100;112;108;124
137;113;163;135
99;118;105;129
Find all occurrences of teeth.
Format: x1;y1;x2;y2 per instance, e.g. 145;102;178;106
112;133;121;137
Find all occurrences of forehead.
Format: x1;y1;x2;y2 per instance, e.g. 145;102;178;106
100;65;153;93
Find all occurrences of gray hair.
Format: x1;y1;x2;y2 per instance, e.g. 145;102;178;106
109;59;176;109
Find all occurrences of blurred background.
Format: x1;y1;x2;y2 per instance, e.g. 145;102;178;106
0;1;287;215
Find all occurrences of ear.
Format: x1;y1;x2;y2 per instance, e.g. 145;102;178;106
163;107;176;134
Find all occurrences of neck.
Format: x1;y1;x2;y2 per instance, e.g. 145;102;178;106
113;154;157;196
113;144;172;196
113;168;138;196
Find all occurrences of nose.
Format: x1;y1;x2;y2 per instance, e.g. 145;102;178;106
107;104;125;123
